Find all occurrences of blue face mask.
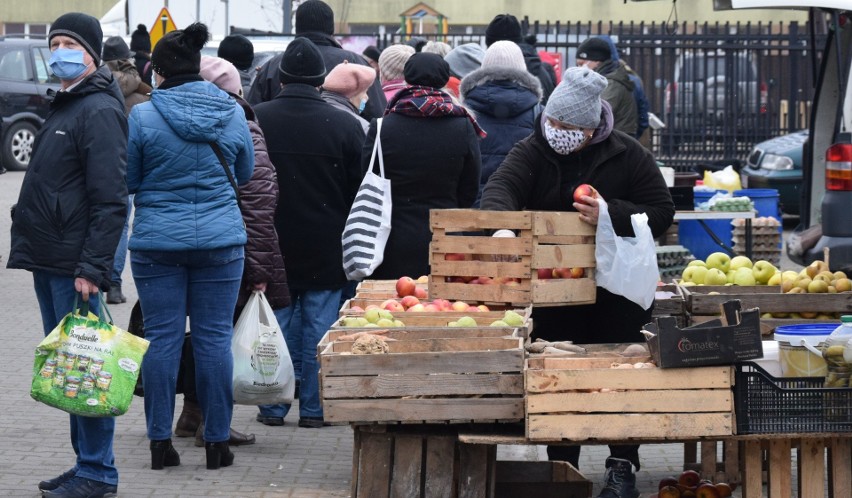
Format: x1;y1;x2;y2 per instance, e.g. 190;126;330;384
358;98;367;114
49;48;90;80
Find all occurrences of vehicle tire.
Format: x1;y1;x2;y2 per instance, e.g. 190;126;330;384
2;121;37;171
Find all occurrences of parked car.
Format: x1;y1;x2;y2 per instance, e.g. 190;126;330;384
741;129;808;216
0;36;60;171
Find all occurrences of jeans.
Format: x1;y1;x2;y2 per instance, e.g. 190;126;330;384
258;288;342;419
33;272;118;486
111;195;133;285
131;246;244;442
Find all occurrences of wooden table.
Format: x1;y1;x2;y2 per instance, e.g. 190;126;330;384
674;210;755;259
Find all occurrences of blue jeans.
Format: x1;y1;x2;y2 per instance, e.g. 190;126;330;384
258;288;341;419
131;246;244;442
111;195;133;285
33;272;118;486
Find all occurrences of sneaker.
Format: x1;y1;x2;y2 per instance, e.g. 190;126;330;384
255;414;285;426
38;469;76;491
298;416;326;428
596;457;639;498
41;476;117;498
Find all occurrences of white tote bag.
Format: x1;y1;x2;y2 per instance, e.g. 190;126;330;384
594;198;660;310
232;291;295;405
342;118;392;280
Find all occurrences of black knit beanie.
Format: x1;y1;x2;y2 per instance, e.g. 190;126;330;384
278;37;327;87
218;34;254;71
403;52;450;89
49;12;103;65
130;24;151;53
485;14;522;47
102;36;132;62
151;23;209;78
362;45;381;64
576;37;612;62
295;0;335;35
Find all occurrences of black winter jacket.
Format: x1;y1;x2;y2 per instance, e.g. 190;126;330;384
8;66;128;290
518;42;555;104
254;84;365;290
597;59;638;136
247;32;387;120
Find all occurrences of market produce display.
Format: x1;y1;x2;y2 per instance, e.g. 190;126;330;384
655;471;735;498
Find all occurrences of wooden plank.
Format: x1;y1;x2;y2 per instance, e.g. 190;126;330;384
323;373;524;398
431;209;532;231
724;440;741;485
742;440;763;498
351;426;362;498
390;436;422;498
430;260;532;279
701;441;718;481
829;438;852;498
526;356;652;370
767;439;792;498
423;436;457;498
683;442;698;472
530;278;596;305
531;211;595;236
799;439;825;498
689;291;852;314
429;281;531;304
536;235;595;245
325;397;524;423
532;244;596;268
322;349;524;376
527;389;731;414
329;336;521;354
357;432;392;498
525;366;732;392
527;413;732;440
431;234;532;256
458;443;491;498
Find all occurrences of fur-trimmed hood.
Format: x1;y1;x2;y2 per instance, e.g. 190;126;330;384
460;65;542;120
460;65;542;101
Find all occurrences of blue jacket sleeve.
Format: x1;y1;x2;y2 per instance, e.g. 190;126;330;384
126;106;143;195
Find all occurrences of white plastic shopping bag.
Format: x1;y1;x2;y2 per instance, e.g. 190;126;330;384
594;198;660;310
232;291;295;405
342;118;392;280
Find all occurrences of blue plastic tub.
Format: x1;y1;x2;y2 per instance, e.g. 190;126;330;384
678;189;733;261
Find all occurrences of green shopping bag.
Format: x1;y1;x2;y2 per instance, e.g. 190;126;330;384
31;294;150;417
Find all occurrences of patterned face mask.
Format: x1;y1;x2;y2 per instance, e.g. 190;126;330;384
544;120;589;155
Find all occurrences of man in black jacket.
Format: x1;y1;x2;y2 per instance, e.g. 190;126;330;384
8;12;127;498
247;0;387;119
485;14;555;104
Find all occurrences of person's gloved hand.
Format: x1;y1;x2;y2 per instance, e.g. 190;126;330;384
492;230;519;262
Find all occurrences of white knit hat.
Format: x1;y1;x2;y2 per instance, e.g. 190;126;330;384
422;41;451;57
378;44;415;82
544;66;608;128
481;40;526;72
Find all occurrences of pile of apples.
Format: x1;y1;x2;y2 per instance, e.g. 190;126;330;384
656;470;734;498
779;259;850;294
536;267;585;280
340;309;404;328
449;310;526;328
681;252;778;286
394;276;429;299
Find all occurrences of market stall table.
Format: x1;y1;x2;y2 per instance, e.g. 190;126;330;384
674;210;755;259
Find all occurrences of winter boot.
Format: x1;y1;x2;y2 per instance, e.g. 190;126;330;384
596;457;639;498
106;284;127;304
174;400;202;437
195;423;256;447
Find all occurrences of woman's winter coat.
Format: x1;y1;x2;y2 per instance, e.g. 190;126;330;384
362;113;481;280
127;78;254;252
322;90;369;133
235;98;290;310
460;65;541;206
106;58;150;115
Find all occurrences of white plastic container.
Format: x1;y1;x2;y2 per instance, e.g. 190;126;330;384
774;324;834;377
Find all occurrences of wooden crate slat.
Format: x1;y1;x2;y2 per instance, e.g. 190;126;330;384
531;278;597;305
357;432;392;498
430;260;532;279
532;244;596;269
322;349;524;376
535;235;596;245
325;398;524;423
532;211;596;236
682;284;852;314
431;235;532;256
390;436;422;498
424;436;456;498
527;413;733;440
328;336;522;354
527;389;731;414
323;373;524;398
526;366;732;392
429;280;531;304
430;209;533;231
526;355;651;370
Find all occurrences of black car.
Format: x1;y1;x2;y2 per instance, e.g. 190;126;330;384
0;37;60;171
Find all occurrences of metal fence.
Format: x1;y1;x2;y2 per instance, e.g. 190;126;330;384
380;20;826;172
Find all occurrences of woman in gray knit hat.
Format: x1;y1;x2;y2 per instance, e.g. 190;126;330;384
480;66;674;498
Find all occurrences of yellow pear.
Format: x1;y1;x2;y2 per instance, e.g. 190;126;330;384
835;278;852;292
795;276;812;291
808;280;829;293
780;279;795;293
782;270;800;282
767;273;782;286
833;271;848;280
787;287;805;294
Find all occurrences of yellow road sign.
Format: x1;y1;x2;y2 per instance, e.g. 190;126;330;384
149;7;178;49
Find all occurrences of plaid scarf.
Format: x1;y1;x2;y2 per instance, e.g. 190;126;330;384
386;85;487;138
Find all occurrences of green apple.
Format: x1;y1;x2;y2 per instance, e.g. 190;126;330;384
687;260;707;267
767;273;782;286
704;268;728;285
490;320;509;327
378;309;394;321
682;265;708;284
705;252;732;273
456;316;478;327
729;255;753;271
364;309;381;324
752;260;778;284
393;320;405;327
376;318;395;327
726;270;737;283
503;310;525;327
733;267;757;286
781;270;799;283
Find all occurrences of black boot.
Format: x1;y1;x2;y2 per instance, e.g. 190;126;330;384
150;439;180;470
195;423;256;447
596;457;639;498
205;441;234;470
174;400;202;437
106;284;127;304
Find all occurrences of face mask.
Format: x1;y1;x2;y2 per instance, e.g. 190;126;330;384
544;120;589;155
49;48;90;80
358;98;367;114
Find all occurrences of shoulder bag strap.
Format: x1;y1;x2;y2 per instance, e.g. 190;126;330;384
367;118;385;178
209;142;242;210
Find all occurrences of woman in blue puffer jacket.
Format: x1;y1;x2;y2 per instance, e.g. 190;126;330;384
126;23;254;472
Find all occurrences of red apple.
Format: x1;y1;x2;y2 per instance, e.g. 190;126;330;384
445;253;467;261
537;268;553;279
477;305;490;312
423;304;440;312
552;268;572;279
678;470;701;488
396;276;416;297
476;276;494;285
451;301;470;312
447;276;466;283
381;299;404;312
658;477;679;491
570;267;585;279
414;286;428;299
400;296;420;309
406;303;426;312
695;483;721;498
573;183;598;204
365;304;380;311
349;305;364;313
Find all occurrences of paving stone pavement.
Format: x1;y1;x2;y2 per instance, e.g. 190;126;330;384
0;171;741;497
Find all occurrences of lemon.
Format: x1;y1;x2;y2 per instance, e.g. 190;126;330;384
779;346;827;377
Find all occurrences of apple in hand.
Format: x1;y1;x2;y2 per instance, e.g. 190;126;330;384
396;276;416;297
752;260;778;284
573;183;599;204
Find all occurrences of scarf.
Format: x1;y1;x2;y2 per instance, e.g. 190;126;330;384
386;85;486;138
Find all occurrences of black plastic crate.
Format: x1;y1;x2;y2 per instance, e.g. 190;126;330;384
734;362;852;434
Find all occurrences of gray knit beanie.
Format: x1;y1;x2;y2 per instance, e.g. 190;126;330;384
444;43;485;78
378;44;414;82
545;66;608;128
482;40;525;72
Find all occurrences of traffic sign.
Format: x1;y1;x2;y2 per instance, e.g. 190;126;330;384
149;7;177;49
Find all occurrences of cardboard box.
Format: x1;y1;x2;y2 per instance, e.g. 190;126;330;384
643;300;764;368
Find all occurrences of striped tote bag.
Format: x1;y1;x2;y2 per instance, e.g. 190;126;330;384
342;118;392;280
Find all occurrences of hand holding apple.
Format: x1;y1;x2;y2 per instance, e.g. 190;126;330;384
573;187;602;226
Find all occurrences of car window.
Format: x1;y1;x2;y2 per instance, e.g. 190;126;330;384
33;46;57;84
0;48;32;81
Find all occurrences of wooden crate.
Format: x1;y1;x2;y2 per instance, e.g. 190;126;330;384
339;298;523;317
525;355;734;441
653;284;686;327
428;209;596;307
320;330;525;424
